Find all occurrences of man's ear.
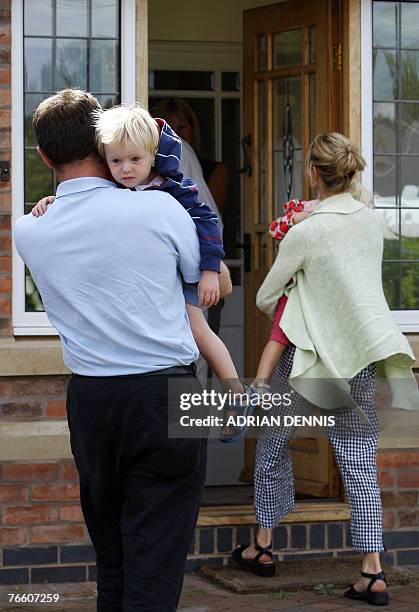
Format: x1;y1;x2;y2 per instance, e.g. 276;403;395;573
36;146;55;170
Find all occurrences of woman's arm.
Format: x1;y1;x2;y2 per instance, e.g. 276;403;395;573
207;163;229;213
256;226;308;319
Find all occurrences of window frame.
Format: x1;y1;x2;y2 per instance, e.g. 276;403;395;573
361;0;419;331
11;0;137;335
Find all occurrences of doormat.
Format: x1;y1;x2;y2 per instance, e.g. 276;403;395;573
200;556;418;594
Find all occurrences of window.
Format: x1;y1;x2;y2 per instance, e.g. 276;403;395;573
363;0;419;329
12;0;136;334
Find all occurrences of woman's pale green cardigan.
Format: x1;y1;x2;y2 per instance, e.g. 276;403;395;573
256;193;419;418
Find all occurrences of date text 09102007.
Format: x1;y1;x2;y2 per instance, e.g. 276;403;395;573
8;593;60;604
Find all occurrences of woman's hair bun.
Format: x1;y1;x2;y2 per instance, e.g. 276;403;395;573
308;132;366;194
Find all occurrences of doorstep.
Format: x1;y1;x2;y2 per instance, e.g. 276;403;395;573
197;500;350;527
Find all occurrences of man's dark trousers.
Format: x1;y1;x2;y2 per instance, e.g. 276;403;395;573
66;367;207;612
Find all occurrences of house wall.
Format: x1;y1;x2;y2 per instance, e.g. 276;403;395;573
0;0;419;586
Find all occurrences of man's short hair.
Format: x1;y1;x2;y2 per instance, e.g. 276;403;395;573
93;104;160;159
32;89;102;165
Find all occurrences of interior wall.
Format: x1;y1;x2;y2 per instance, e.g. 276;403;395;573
148;0;287;42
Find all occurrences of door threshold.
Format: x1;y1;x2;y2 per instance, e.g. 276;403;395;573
197;500;350;526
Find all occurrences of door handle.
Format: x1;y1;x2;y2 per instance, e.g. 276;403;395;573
240;134;252;177
236;233;251;272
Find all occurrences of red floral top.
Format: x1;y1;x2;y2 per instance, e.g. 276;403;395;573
269;198;319;241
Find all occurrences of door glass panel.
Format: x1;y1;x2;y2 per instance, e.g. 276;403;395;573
92;0;119;37
374;155;397;205
374;102;396;153
55;39;88;90
258;80;267;223
400;156;419;207
400;103;419;153
373;50;397;100
309;26;317;64
56;0;88;37
91;40;119;92
373;2;398;48
24;39;53;91
401;2;419;49
273;29;302;68
273;77;302;205
401;51;419;99
222;99;241;260
258;35;266;71
309;73;316;143
24;0;53;36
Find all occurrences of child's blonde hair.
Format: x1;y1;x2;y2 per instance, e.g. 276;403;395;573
93;104;160;159
307;132;373;207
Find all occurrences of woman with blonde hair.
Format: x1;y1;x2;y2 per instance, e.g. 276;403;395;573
232;133;419;606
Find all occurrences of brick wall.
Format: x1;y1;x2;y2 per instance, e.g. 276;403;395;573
0;376;69;420
0;0;11;338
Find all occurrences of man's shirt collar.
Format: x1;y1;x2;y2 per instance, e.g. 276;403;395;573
55;177;116;199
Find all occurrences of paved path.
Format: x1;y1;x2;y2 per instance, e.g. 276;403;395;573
1;573;419;611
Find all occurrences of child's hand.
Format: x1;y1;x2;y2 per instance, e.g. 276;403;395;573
31;195;55;217
292;210;311;225
198;270;220;307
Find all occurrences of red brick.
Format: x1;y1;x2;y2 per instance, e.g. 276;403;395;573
381;491;418;508
0;295;10;313
12;377;49;396
46;377;69;395
32;524;87;544
30;463;58;482
0;214;10;231
0;255;11;272
377;451;419;468
0;275;11;292
377;470;394;488
3;463;30;481
0;48;10;65
59;462;79;482
0;484;29;502
46;399;66;417
32;483;79;501
0;88;10;106
0;109;10;128
399;510;419;528
382;511;395;529
3;462;58;482
0;127;10;147
59;504;84;522
0;68;10;85
0;378;12;394
4;505;57;525
0;26;11;46
398;470;419;488
0;401;42;418
0;527;29;546
0;192;11;213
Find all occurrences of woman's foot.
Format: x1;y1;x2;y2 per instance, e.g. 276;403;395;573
240;542;272;563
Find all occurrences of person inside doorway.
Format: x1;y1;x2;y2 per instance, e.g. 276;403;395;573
234;133;419;607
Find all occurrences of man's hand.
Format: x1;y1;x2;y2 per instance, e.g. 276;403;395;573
32;195;55;217
292;210;311;225
198;270;220;307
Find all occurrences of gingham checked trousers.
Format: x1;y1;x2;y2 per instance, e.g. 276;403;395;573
254;347;385;552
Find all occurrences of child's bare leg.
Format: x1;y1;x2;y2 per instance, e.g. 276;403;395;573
254;340;287;386
186;304;243;394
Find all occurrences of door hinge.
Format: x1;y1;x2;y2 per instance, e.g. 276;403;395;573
333;43;343;71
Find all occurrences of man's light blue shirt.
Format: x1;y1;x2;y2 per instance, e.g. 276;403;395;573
14;177;201;375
